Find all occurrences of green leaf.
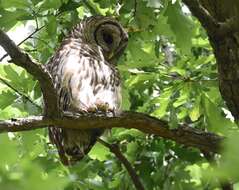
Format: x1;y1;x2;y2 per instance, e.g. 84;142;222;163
125;74;155;88
218;132;239;180
59;0;81;12
46;16;57;38
173;86;189;107
169;106;178;129
189;96;201;121
39;0;62;11
153;14;175;38
126;142;138;161
164;2;195;54
144;0;162;8
21;130;43;158
121;87;131;110
1;0;31;9
207;132;239;181
0;90;17;109
21;162;68;190
3;65;21;86
89;142;110;161
202;94;236;133
0;9;30;31
152;88;172;118
0;134;18;166
31;0;43;5
134;1;157;28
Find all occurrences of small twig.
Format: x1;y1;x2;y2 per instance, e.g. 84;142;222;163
97;138;145;190
133;0;137;17
0;77;42;110
0;25;45;62
34;14;39;30
29;36;52;48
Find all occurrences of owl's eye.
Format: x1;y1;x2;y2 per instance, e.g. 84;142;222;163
103;32;113;45
94;23;121;53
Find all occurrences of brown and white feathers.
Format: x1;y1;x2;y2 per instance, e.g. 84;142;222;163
47;16;128;165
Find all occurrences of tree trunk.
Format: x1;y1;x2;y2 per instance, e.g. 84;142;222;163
183;0;239;120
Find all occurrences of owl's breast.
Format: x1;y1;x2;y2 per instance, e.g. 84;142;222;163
55;49;121;113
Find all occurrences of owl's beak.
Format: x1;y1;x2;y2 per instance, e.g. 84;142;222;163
108;52;114;60
108;44;127;64
108;36;128;63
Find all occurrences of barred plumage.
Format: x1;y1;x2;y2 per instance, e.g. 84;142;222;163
47;16;128;165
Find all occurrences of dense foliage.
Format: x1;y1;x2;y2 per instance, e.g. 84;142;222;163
0;0;239;189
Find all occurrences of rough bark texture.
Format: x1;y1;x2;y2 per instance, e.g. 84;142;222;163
0;112;223;153
183;0;239;120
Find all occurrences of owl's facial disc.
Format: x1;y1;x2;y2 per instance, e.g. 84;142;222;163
95;23;128;62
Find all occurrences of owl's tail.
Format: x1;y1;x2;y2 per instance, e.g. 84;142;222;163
49;127;104;165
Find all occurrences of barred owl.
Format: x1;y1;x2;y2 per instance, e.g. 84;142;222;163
46;16;128;165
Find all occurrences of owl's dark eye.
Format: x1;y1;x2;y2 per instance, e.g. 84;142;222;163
103;32;113;45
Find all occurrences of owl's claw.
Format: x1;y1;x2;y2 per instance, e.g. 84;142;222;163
96;103;110;112
85;103;115;117
87;107;98;113
96;103;115;117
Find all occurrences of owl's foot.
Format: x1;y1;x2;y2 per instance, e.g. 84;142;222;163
87;103;115;117
96;102;110;112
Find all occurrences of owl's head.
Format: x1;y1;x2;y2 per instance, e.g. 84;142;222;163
71;16;128;63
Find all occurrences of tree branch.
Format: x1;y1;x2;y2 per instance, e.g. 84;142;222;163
0;29;59;117
98;138;145;190
182;0;218;32
182;0;239;38
0;111;223;153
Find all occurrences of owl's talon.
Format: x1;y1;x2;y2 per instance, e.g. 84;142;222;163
78;109;88;115
87;107;97;113
95;103;110;112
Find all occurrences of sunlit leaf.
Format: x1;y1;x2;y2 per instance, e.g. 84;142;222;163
89;142;110;161
165;2;195;54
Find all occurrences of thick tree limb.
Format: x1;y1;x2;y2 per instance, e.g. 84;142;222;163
182;0;218;33
0;111;223;153
98;138;145;190
182;0;239;39
0;29;59;117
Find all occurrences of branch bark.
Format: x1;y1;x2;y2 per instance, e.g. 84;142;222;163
0;111;223;153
